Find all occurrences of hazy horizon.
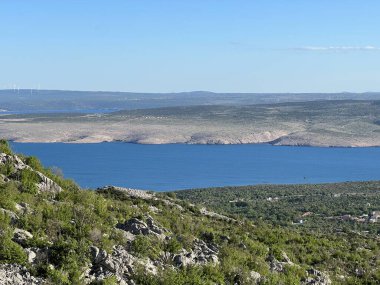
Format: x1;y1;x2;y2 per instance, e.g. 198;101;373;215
1;89;380;95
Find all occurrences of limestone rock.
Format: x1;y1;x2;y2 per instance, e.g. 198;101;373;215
88;245;156;284
0;174;10;183
117;218;150;236
148;205;161;213
35;171;62;194
302;269;332;285
0;264;45;284
0;153;27;172
13;228;33;246
25;248;37;263
0;153;62;195
0;208;19;225
173;239;219;267
199;207;236;222
15;202;31;214
116;216;169;239
98;186;155;200
248;271;262;284
267;252;296;272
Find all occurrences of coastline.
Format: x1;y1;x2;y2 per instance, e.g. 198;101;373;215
7;137;380;148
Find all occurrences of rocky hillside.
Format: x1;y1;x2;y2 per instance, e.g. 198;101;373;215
0;141;378;284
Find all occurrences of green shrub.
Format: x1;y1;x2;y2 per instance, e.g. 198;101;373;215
165;192;176;199
46;267;70;285
100;276;118;285
0;237;27;264
131;235;152;258
20;168;40;194
0;161;15;176
164;237;182;254
0;212;11;233
0;182;18;210
0;140;12;155
201;231;215;243
44;168;79;192
25;156;43;172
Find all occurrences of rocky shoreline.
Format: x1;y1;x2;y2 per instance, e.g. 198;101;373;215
6;135;380;148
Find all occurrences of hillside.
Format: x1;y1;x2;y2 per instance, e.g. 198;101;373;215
1;100;380;147
0;141;380;284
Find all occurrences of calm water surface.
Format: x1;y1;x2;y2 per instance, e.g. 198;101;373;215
10;142;380;191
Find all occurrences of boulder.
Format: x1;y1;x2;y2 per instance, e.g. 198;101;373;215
0;174;10;183
248;271;262;284
302;269;332;285
88;245;160;284
13;228;33;246
146;215;165;235
148;205;161;213
173;251;193;267
267;252;297;272
173;239;219;267
24;247;48;265
25;248;37;263
90;246;100;262
15;202;31;214
116;216;169;239
0;208;19;225
117;218;150;235
35;171;62;194
88;245;138;283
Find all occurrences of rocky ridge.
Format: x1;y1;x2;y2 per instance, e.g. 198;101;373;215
0;153;62;195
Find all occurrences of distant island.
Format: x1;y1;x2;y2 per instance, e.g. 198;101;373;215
0;97;379;147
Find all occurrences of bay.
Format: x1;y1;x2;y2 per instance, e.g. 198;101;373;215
10;142;380;191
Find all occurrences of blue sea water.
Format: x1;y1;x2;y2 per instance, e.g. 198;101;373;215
10;142;380;191
0;109;118;115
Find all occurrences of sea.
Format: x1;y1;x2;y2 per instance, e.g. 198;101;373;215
10;142;380;191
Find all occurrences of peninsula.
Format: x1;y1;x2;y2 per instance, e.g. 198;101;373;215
0;100;379;147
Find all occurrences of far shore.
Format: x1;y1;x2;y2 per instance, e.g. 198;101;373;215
2;100;379;148
8;138;380;148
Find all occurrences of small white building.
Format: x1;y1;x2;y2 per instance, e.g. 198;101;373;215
369;211;380;223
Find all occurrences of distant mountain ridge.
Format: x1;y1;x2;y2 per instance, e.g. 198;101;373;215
1;89;380;113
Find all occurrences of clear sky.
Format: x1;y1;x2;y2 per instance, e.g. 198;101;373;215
1;0;380;93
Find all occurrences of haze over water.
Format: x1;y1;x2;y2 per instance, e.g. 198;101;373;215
11;142;380;191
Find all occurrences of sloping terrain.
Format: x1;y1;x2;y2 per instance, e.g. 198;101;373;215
0;140;380;284
0;100;379;146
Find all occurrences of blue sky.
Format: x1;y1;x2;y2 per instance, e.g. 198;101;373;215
1;0;380;93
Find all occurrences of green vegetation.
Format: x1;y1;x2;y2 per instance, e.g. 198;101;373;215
1;142;380;284
0;139;12;155
175;182;380;234
0;214;27;264
176;183;380;283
